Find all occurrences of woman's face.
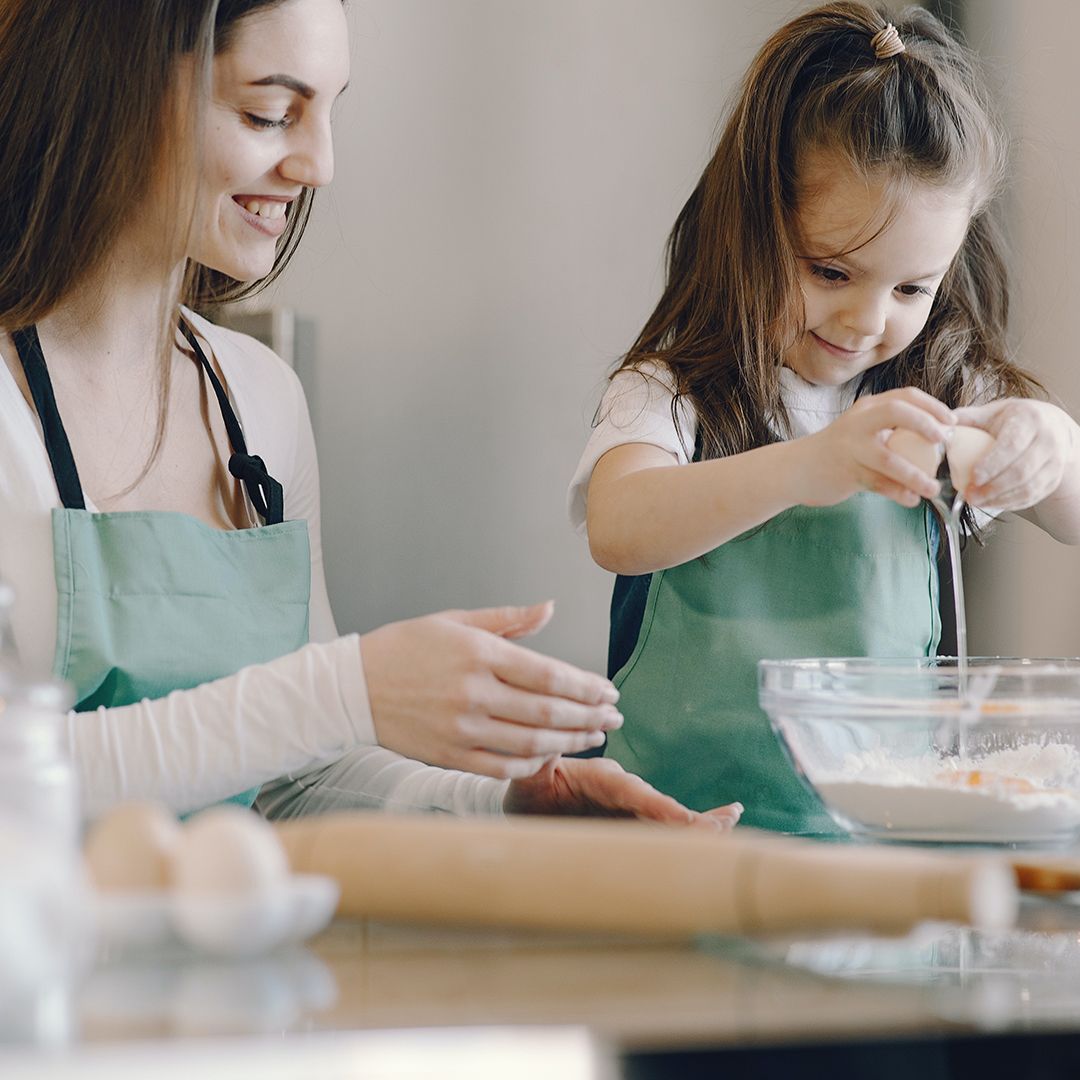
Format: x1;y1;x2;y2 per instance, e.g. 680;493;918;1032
187;0;350;281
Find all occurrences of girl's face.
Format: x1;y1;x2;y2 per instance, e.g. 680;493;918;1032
786;154;973;387
187;0;350;281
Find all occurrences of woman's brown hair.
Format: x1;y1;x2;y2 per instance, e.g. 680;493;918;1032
0;0;316;331
0;0;326;491
618;1;1042;469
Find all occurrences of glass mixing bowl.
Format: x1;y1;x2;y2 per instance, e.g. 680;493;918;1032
758;658;1080;844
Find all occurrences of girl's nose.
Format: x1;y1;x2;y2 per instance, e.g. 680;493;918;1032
841;290;889;339
280;120;335;190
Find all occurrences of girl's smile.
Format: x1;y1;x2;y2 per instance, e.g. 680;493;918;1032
786;153;974;387
808;332;872;362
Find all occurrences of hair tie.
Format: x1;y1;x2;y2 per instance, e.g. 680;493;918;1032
871;23;905;60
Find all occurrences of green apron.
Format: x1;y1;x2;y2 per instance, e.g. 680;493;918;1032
605;494;940;835
13;321;311;810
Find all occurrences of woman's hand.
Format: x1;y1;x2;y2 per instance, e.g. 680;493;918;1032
359;602;624;780
795;387;956;509
504;755;743;831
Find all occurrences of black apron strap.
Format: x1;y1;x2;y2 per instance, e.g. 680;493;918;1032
11;326;86;510
179;318;284;525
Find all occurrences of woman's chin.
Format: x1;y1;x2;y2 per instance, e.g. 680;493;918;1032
190;239;276;283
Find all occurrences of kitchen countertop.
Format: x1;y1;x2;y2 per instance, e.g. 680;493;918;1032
38;892;1080;1076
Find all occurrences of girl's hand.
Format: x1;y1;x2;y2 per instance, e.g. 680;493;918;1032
359;602;624;780
504;755;743;831
795;387;955;509
952;399;1080;512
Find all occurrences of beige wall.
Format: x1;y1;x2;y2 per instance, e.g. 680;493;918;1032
277;1;1079;670
963;0;1080;657
274;1;803;671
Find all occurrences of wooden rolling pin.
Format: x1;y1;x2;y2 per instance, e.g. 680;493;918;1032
1012;855;1080;893
274;815;1018;936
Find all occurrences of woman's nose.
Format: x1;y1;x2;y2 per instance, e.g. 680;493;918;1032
841;289;889;339
280;119;335;189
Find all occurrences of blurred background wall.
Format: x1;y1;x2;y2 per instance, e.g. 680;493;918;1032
269;0;1080;668
273;0;798;671
959;0;1080;657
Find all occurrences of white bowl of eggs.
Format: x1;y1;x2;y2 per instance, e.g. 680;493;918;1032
84;803;339;956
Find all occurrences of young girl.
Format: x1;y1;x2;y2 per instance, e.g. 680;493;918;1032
570;2;1080;834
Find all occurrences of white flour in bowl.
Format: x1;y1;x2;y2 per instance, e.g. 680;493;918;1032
812;743;1080;841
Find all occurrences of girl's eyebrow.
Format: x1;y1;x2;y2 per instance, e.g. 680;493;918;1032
249;75;351;100
799;251;952;281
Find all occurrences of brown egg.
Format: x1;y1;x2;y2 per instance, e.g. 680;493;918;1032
173;806;290;895
946;426;996;496
886;428;944;477
84;801;181;892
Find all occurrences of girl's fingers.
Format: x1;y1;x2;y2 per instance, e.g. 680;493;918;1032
974;445;1047;497
876;453;940;500
871;398;954;444
867;387;956;427
952;401;1007;428
972;460;1062;511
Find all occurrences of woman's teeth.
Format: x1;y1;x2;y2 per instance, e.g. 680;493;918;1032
242;200;286;220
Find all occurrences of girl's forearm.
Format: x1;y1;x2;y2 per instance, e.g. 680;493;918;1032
586;441;800;575
1028;462;1080;544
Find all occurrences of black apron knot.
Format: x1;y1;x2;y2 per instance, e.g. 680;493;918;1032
228;453;284;526
178;317;288;527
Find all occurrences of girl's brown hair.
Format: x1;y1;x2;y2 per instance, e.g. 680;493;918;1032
0;0;315;331
619;1;1041;465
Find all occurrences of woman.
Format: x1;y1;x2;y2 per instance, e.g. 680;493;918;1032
0;0;740;829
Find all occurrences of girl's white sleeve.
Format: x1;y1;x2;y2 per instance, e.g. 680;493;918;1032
567;362;698;538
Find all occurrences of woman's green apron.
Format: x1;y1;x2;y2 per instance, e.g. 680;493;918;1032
605;494;940;835
13;321;310;810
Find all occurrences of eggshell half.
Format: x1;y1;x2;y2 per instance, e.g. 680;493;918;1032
84;801;181;891
946;426;997;496
174;806;290;896
886;428;944;476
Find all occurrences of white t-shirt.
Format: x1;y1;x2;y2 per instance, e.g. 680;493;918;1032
0;309;507;819
568;363;858;535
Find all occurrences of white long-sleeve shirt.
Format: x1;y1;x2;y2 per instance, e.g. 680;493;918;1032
0;309;507;819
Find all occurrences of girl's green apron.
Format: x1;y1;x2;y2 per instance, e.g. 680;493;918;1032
606;495;940;835
13;321;310;810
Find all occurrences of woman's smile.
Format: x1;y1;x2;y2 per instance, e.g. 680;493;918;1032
232;195;291;237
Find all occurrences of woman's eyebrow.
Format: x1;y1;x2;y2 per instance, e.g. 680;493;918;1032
250;74;315;99
249;74;350;100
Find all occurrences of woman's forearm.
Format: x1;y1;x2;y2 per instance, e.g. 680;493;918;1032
70;635;375;819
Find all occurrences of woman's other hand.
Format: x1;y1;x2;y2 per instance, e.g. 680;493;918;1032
504;755;743;831
359;602;623;779
952;399;1080;544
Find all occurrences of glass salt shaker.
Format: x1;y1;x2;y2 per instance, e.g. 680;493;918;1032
0;582;78;848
